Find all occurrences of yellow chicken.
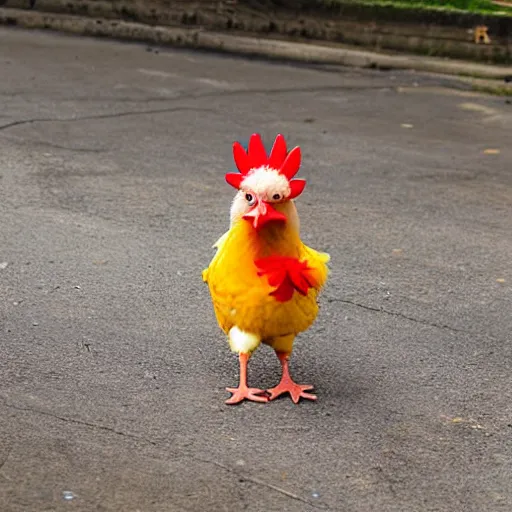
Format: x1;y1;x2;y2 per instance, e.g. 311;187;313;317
202;133;329;404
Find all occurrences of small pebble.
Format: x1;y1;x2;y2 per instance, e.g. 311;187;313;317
62;491;75;501
312;491;320;498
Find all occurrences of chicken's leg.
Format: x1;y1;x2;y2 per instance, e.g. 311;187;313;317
225;352;268;405
267;351;317;403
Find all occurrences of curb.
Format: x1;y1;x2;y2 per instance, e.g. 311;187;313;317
1;7;511;86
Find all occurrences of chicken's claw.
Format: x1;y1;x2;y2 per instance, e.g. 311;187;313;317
267;381;317;403
225;386;269;405
267;351;318;403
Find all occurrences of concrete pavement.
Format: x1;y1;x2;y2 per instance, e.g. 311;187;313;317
1;27;511;512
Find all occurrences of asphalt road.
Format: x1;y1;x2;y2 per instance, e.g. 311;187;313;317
1;27;511;512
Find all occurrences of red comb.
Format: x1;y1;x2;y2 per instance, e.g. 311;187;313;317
225;134;306;198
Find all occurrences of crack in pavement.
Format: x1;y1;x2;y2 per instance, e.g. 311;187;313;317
0;106;215;133
327;297;468;334
1;400;158;446
1;398;327;508
0;84;394;133
0;449;11;472
191;456;331;510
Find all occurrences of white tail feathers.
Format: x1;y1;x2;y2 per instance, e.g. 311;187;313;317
228;327;261;353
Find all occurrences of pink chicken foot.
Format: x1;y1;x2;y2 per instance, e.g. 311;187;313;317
225;352;268;405
267;352;317;403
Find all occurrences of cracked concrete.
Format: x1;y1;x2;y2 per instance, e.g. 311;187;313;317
1;399;159;446
327;297;476;335
1;27;512;512
191;457;331;511
0;106;215;132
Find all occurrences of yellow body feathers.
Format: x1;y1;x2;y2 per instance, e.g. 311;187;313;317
203;215;329;352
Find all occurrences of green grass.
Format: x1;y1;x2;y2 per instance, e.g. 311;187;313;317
324;0;512;15
471;83;512;96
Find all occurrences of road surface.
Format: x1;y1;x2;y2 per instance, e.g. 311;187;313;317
1;27;511;512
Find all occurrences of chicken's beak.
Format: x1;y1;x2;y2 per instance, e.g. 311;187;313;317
243;200;287;230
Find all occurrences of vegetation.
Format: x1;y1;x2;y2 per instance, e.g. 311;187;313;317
324;0;512;15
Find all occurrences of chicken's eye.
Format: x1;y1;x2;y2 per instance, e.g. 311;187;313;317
272;193;281;201
245;193;256;206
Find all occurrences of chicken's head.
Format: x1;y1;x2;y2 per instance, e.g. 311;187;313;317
226;133;306;230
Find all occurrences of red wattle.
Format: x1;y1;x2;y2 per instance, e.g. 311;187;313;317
243;202;287;229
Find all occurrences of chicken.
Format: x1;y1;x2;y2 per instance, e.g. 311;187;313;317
202;133;329;404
